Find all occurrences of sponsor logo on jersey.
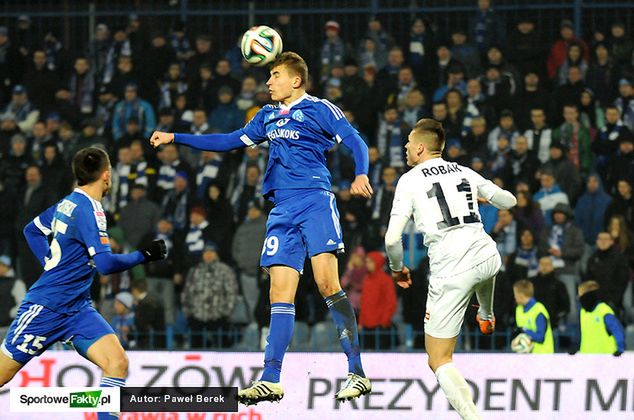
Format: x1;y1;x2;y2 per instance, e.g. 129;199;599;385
326;239;337;246
267;128;300;141
292;110;304;122
421;163;462;177
100;237;110;245
267;113;275;121
280;108;289;115
275;118;290;127
56;200;77;217
94;211;107;231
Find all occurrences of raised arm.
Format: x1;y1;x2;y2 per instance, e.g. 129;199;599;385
341;133;373;198
150;129;249;152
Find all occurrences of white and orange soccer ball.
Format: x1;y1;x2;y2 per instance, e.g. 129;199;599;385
240;25;283;66
511;332;534;353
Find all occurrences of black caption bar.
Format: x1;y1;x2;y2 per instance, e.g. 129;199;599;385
120;387;238;412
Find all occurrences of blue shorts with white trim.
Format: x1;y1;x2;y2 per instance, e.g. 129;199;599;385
261;189;345;272
1;301;115;364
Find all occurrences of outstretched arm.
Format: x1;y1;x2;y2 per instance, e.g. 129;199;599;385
150;129;249;152
93;240;167;275
341;133;373;198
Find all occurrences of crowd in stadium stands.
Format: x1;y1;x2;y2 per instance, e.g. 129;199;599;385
0;1;633;352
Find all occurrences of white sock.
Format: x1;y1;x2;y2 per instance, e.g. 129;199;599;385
435;362;481;420
475;276;495;320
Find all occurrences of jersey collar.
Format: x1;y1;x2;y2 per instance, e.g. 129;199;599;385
74;188;102;209
279;93;308;111
416;157;445;168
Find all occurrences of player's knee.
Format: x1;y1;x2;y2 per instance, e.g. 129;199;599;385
314;277;341;297
105;353;129;377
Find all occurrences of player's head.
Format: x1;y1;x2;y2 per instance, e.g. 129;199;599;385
405;118;445;166
578;280;601;311
267;52;308;102
513;279;534;305
72;146;112;195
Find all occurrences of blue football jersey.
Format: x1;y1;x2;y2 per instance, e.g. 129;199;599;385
24;188;112;313
240;94;358;197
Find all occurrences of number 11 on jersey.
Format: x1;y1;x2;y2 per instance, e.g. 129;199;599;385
427;178;480;229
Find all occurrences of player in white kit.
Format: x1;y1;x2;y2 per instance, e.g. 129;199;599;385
385;119;516;420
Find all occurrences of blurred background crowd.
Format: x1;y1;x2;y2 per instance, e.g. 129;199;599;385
0;0;633;352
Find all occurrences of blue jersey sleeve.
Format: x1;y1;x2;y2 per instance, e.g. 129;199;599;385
317;99;358;142
605;313;626;353
239;107;270;146
23;202;58;265
76;205;112;257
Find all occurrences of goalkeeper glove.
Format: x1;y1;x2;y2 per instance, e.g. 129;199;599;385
140;239;167;262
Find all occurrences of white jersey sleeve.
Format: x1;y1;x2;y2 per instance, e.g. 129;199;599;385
385;178;414;272
464;167;517;209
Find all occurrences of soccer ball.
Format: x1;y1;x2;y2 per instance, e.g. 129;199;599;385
511;333;534;353
241;25;283;66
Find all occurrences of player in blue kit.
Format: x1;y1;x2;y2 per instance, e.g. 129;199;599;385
0;147;167;420
150;52;373;405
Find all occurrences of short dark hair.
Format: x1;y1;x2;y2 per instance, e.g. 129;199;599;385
271;51;308;87
412;118;446;151
72;147;110;186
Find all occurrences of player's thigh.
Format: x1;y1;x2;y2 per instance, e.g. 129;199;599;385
424;271;477;339
299;190;345;258
69;306;125;374
310;252;341;297
269;265;300;304
1;303;65;366
0;351;23;386
260;205;307;273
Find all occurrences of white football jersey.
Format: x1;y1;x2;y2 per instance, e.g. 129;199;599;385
391;158;503;275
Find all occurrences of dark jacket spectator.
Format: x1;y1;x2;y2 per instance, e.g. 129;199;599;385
119;184;161;248
131;278;166;348
538;203;585;276
532;256;571;328
574;174;612;245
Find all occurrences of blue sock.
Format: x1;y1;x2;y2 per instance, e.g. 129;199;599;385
326;290;365;377
261;303;295;383
98;376;125;419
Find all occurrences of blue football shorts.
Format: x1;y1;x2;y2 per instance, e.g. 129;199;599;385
260;189;345;272
1;301;115;364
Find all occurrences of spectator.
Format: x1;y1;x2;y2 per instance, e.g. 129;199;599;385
553;104;593;177
508;135;540;190
4;84;39;135
401;89;428;129
39;142;72;198
231;201;267;323
606;215;634;272
0;255;26;327
586;43;616;107
480;65;515;117
491;208;518;263
433;64;467;103
182;241;238;348
615;78;634;130
487;110;519;154
188;62;215;111
557;42;588;86
112;82;156;142
539;142;581;206
142;33;176;102
67;56;95;117
210;58;241;99
88;23;110;82
595;106;631;177
119;184;161;248
469;0;505;55
369;166;399;247
339;246;367;313
359;251;397;349
514;73;551;131
547;19;589;81
450;28;480;78
538;202;584;322
0;181;17;259
514;191;546;239
102;26;132;86
156;143;193;202
605;178;634;229
158;62;188;110
610;22;634;66
507;16;544;77
531;256;571;328
585;232;630;323
1;134;33;193
461;115;489;157
185;34;218;82
574;174;612;246
16;165;51;288
131;278;166;348
552;66;586;126
407;17;434;90
24;48;60;112
0;26;24;101
236;76;258;112
110;291;135;349
605;136;634;196
141;218;181;326
505;228;540;282
208;86;245;133
485;45;521;88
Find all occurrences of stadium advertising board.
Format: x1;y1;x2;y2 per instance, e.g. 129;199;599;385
1;352;632;419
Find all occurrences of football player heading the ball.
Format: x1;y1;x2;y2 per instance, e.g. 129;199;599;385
513;279;554;354
150;51;373;406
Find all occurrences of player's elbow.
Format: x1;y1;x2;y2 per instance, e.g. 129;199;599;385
23;221;39;239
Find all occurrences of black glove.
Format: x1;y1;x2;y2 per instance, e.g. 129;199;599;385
511;327;524;340
613;350;623;357
140;239;167;262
